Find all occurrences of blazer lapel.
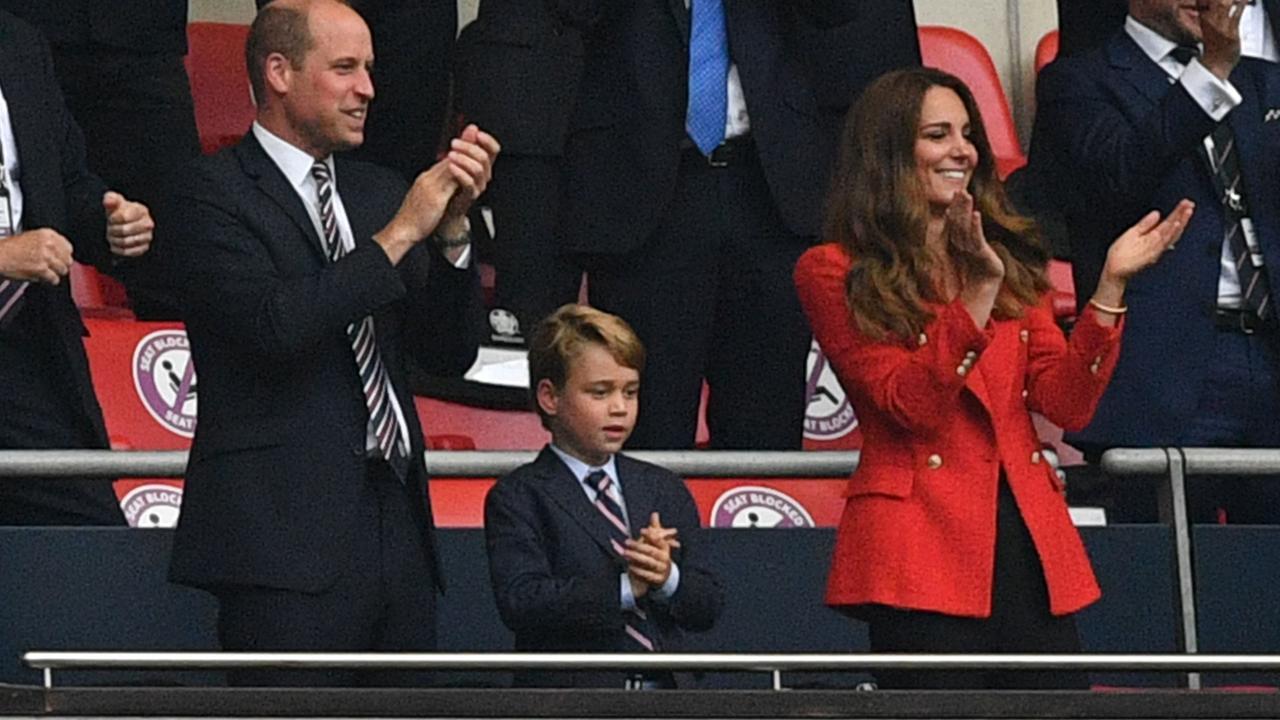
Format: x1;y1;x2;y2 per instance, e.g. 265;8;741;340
236;133;329;264
535;448;624;558
668;0;690;47
1108;33;1176;108
617;455;656;537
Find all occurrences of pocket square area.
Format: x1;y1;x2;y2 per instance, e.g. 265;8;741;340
1266;108;1280;123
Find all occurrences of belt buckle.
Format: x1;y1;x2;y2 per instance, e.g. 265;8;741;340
707;145;729;168
1239;312;1257;335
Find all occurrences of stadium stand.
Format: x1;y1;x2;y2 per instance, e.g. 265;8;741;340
183;22;255;155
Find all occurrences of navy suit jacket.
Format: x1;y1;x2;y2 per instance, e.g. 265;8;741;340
484;446;723;687
1033;31;1280;448
167;132;482;594
554;0;920;255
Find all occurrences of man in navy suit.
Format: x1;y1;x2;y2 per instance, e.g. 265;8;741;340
553;1;920;450
166;0;496;685
0;10;155;525
485;304;723;688
1031;0;1280;522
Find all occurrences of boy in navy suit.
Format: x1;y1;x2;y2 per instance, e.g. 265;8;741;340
484;304;723;688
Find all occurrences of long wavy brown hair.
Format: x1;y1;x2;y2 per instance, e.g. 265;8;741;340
823;67;1050;342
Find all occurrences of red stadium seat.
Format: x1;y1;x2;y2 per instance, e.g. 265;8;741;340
1035;30;1060;74
917;25;1026;179
70;263;133;318
184;22;255;155
1048;258;1076;323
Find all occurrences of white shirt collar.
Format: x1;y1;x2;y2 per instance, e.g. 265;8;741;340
549;444;620;491
251;121;334;193
1125;14;1196;69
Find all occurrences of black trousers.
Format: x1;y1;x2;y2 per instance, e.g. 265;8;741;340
215;461;438;687
588;140;811;450
864;481;1088;690
481;154;582;338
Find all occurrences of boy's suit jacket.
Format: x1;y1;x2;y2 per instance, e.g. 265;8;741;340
484;446;723;687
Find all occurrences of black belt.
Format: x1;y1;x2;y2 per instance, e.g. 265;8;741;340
1214;307;1273;335
682;135;754;168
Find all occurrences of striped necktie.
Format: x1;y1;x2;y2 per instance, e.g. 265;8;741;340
0;184;27;328
1207;122;1272;322
586;469;658;652
310;160;410;480
685;0;729;155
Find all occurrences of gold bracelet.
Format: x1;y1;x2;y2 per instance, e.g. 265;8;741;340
1088;297;1128;315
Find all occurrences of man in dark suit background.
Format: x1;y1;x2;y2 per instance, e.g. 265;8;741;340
1031;0;1280;522
0;0;199;319
1055;0;1278;60
166;0;497;686
454;0;585;341
0;10;156;525
554;1;920;450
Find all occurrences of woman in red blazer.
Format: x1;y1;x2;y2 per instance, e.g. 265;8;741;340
794;68;1192;689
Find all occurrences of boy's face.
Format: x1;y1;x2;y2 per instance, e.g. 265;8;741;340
537;343;639;467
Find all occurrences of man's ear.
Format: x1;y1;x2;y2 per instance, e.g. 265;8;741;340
264;52;294;96
535;378;560;419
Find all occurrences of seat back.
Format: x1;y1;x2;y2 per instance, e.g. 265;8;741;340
917;25;1026;178
184;22;255;155
1035;29;1060;74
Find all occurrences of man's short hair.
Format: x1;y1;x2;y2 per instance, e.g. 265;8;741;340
245;1;318;106
527;304;646;428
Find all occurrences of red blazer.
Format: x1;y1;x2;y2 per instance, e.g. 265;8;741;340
795;243;1122;618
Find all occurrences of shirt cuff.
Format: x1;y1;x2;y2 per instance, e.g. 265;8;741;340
1182;59;1243;120
620;573;637;611
448;244;472;269
650;562;681;602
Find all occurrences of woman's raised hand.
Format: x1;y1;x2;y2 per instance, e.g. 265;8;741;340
1101;199;1195;284
945;190;1004;284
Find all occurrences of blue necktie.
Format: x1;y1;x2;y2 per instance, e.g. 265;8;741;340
686;0;729;156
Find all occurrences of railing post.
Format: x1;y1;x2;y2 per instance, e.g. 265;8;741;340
1166;447;1200;690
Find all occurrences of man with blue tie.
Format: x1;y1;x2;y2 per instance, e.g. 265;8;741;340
552;0;920;450
1031;0;1280;522
166;0;497;685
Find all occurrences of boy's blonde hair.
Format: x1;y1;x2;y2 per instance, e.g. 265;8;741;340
527;304;646;429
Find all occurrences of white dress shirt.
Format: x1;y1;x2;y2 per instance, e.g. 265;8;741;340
0;80;25;237
1240;2;1279;62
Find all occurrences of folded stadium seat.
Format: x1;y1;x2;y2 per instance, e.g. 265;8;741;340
70;263;133;319
1047;258;1077;324
917;25;1027;179
1035;29;1060;74
184;22;256;155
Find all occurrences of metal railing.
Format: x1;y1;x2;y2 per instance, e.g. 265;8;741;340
1100;447;1280;689
0;449;860;479
24;650;1280;691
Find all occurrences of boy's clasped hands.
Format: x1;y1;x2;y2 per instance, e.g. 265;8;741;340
625;512;678;598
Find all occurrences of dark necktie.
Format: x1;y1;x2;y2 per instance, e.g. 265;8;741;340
310;160;410;480
586;469;658;652
686;0;729;155
1169;44;1198;66
1207;122;1273;321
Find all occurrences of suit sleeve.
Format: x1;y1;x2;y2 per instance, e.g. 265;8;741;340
794;244;994;436
1035;57;1215;214
654;475;723;633
31;27;110;270
484;477;623;638
1024;297;1123;431
171;162;408;363
396;242;484;376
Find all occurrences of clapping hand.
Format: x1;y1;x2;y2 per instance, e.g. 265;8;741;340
625;512;679;599
944;190;1004;285
1101;199;1195;284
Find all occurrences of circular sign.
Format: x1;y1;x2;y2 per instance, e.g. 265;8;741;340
131;329;198;438
709;486;815;528
804;339;857;440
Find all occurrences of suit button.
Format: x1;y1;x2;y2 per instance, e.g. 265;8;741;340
956;365;968;377
1019;329;1029;343
918;333;928;347
1031;450;1042;465
352;446;364;458
964;350;978;360
927;453;943;469
1021;388;1029;399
